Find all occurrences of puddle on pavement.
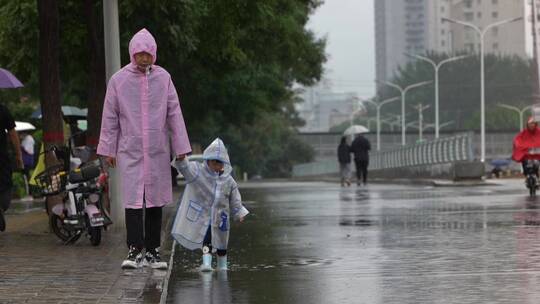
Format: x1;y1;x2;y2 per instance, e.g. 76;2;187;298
167;182;540;304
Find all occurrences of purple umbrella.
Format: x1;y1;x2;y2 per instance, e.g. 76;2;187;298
0;68;23;88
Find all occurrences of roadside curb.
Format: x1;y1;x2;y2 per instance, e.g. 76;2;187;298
160;240;176;304
431;180;499;187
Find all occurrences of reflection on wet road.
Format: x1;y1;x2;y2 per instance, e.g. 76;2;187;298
167;181;540;304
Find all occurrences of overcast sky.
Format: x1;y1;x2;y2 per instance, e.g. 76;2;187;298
307;0;375;98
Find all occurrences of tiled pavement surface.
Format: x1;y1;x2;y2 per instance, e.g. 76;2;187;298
0;196;178;304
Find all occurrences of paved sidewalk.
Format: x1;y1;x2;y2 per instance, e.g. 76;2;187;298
0;192;179;304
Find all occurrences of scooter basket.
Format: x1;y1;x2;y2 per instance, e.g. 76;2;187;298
35;164;67;196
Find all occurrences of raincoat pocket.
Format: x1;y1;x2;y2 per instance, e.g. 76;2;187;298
218;211;228;232
186;201;203;222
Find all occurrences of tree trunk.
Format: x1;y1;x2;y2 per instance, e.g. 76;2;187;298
84;0;106;148
38;0;64;214
38;0;63;149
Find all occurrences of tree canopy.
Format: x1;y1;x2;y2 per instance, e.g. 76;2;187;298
0;0;326;176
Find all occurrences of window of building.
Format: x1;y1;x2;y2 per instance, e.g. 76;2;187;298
492;11;498;19
465;12;474;21
464;0;472;8
492;0;498;4
477;0;481;4
441;29;446;34
492;26;498;36
441;6;445;13
477;12;482;18
441;40;446;47
493;42;499;50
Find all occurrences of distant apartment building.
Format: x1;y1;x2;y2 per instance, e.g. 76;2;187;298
449;0;526;56
375;0;539;84
297;88;358;132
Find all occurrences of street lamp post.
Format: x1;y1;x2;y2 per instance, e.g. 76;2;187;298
349;100;366;127
382;114;401;131
363;97;400;151
442;16;523;162
384;81;432;146
406;53;468;138
425;120;455;131
497;104;532;131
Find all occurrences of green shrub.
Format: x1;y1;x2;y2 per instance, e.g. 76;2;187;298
11;172;27;199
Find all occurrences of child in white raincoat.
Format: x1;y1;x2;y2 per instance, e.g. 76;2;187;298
172;138;249;271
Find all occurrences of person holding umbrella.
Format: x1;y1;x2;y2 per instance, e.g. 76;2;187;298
0;105;23;231
337;136;352;187
0;67;24;231
350;131;371;186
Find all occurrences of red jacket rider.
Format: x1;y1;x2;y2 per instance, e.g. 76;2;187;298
512;117;540;162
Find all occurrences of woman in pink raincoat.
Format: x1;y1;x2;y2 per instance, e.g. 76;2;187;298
97;28;191;269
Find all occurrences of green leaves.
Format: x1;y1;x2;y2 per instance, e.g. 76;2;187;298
0;0;325;176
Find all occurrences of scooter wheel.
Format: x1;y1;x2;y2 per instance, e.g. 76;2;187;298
85;216;102;246
88;226;101;246
50;214;81;243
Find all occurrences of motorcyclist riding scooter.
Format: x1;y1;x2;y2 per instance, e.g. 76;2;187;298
512;117;540;196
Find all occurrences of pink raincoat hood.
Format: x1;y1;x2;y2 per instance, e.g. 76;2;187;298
128;28;157;65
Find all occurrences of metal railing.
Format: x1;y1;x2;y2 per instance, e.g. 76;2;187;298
370;132;473;170
297;131;513;161
292;133;474;177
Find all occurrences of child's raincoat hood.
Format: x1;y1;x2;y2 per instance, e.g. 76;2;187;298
203;138;232;177
128;28;157;65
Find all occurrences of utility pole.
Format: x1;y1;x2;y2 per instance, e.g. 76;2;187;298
412;103;430;142
531;0;540;104
103;0;123;228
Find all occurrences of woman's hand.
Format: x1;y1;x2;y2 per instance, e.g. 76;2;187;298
105;157;116;168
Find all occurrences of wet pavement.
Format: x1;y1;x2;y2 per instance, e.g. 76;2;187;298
0;193;178;304
167;179;540;304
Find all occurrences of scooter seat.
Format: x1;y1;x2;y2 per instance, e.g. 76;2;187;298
68;165;101;183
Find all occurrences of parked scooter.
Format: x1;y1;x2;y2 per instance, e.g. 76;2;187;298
35;138;111;246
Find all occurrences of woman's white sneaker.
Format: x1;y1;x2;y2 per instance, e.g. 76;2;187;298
143;248;168;269
121;246;143;269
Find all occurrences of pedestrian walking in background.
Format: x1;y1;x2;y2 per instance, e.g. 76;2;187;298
350;133;371;186
337;136;352;187
172;138;249;272
20;131;35;179
97;28;191;269
0;104;23;232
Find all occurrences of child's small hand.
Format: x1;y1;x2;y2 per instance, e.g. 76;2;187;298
239;216;245;223
177;154;186;161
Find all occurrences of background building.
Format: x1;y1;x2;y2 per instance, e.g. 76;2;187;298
297;86;358;132
375;0;539;84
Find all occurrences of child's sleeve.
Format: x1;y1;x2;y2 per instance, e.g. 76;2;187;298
173;158;199;183
230;183;249;221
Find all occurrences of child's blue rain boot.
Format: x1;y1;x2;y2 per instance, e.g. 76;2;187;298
217;255;228;271
200;253;213;272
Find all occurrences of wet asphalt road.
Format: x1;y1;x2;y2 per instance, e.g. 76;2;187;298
166;180;540;304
